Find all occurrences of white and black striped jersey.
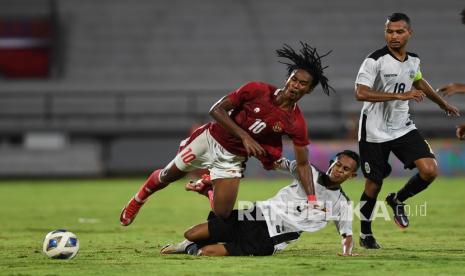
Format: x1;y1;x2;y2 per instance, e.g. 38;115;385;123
355;46;422;143
255;158;353;252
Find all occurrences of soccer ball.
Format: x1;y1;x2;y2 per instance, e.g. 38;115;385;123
42;229;79;259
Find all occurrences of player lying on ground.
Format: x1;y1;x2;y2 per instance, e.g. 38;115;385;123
161;150;360;256
120;42;334;226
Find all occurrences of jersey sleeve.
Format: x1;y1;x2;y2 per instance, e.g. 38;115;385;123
413;70;422;82
275;160;318;184
227;82;263;107
289;114;310;146
355;58;378;88
333;198;353;236
275;158;299;178
414;62;423;82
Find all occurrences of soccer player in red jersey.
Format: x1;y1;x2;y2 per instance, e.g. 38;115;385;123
120;42;334;226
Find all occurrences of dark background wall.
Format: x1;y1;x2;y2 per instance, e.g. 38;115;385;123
0;0;464;176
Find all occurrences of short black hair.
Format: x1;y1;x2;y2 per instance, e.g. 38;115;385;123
335;150;360;171
387;12;411;27
276;42;335;96
461;9;465;24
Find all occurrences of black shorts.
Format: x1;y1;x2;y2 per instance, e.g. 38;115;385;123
359;129;435;185
207;208;275;256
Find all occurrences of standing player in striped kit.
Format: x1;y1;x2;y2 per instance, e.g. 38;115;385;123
354;13;460;249
120;42;334;226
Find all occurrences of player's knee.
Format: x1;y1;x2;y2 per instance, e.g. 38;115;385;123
184;226;200;241
159;165;186;184
367;186;381;197
184;229;192;241
365;181;381;198
419;165;438;182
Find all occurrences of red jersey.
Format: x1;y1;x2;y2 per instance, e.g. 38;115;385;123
209;81;309;169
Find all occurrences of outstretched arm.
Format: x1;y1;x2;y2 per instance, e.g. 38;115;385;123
355;84;425;102
293;145;315;200
184;222;210;242
438;83;465;97
413;79;460;116
209;96;266;157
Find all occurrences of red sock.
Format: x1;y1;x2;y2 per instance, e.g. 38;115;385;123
135;169;166;203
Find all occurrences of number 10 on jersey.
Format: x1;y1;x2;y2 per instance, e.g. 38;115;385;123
181;148;196;164
249;119;267;134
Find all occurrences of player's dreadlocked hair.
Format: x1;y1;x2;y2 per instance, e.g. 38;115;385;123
276;42;335;96
461;8;465;24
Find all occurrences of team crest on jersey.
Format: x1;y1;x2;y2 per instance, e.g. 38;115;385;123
254;107;260;113
409;69;416;80
272;122;284;133
364;162;371;174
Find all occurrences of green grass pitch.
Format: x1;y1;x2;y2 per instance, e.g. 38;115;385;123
1;177;465;275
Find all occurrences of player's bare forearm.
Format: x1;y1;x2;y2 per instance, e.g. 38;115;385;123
355;84;402;102
414;79;460;116
414;79;447;108
293;145;315;196
296;163;314;195
356;84;425;102
209;96;250;140
209;96;266;156
438;83;465;96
